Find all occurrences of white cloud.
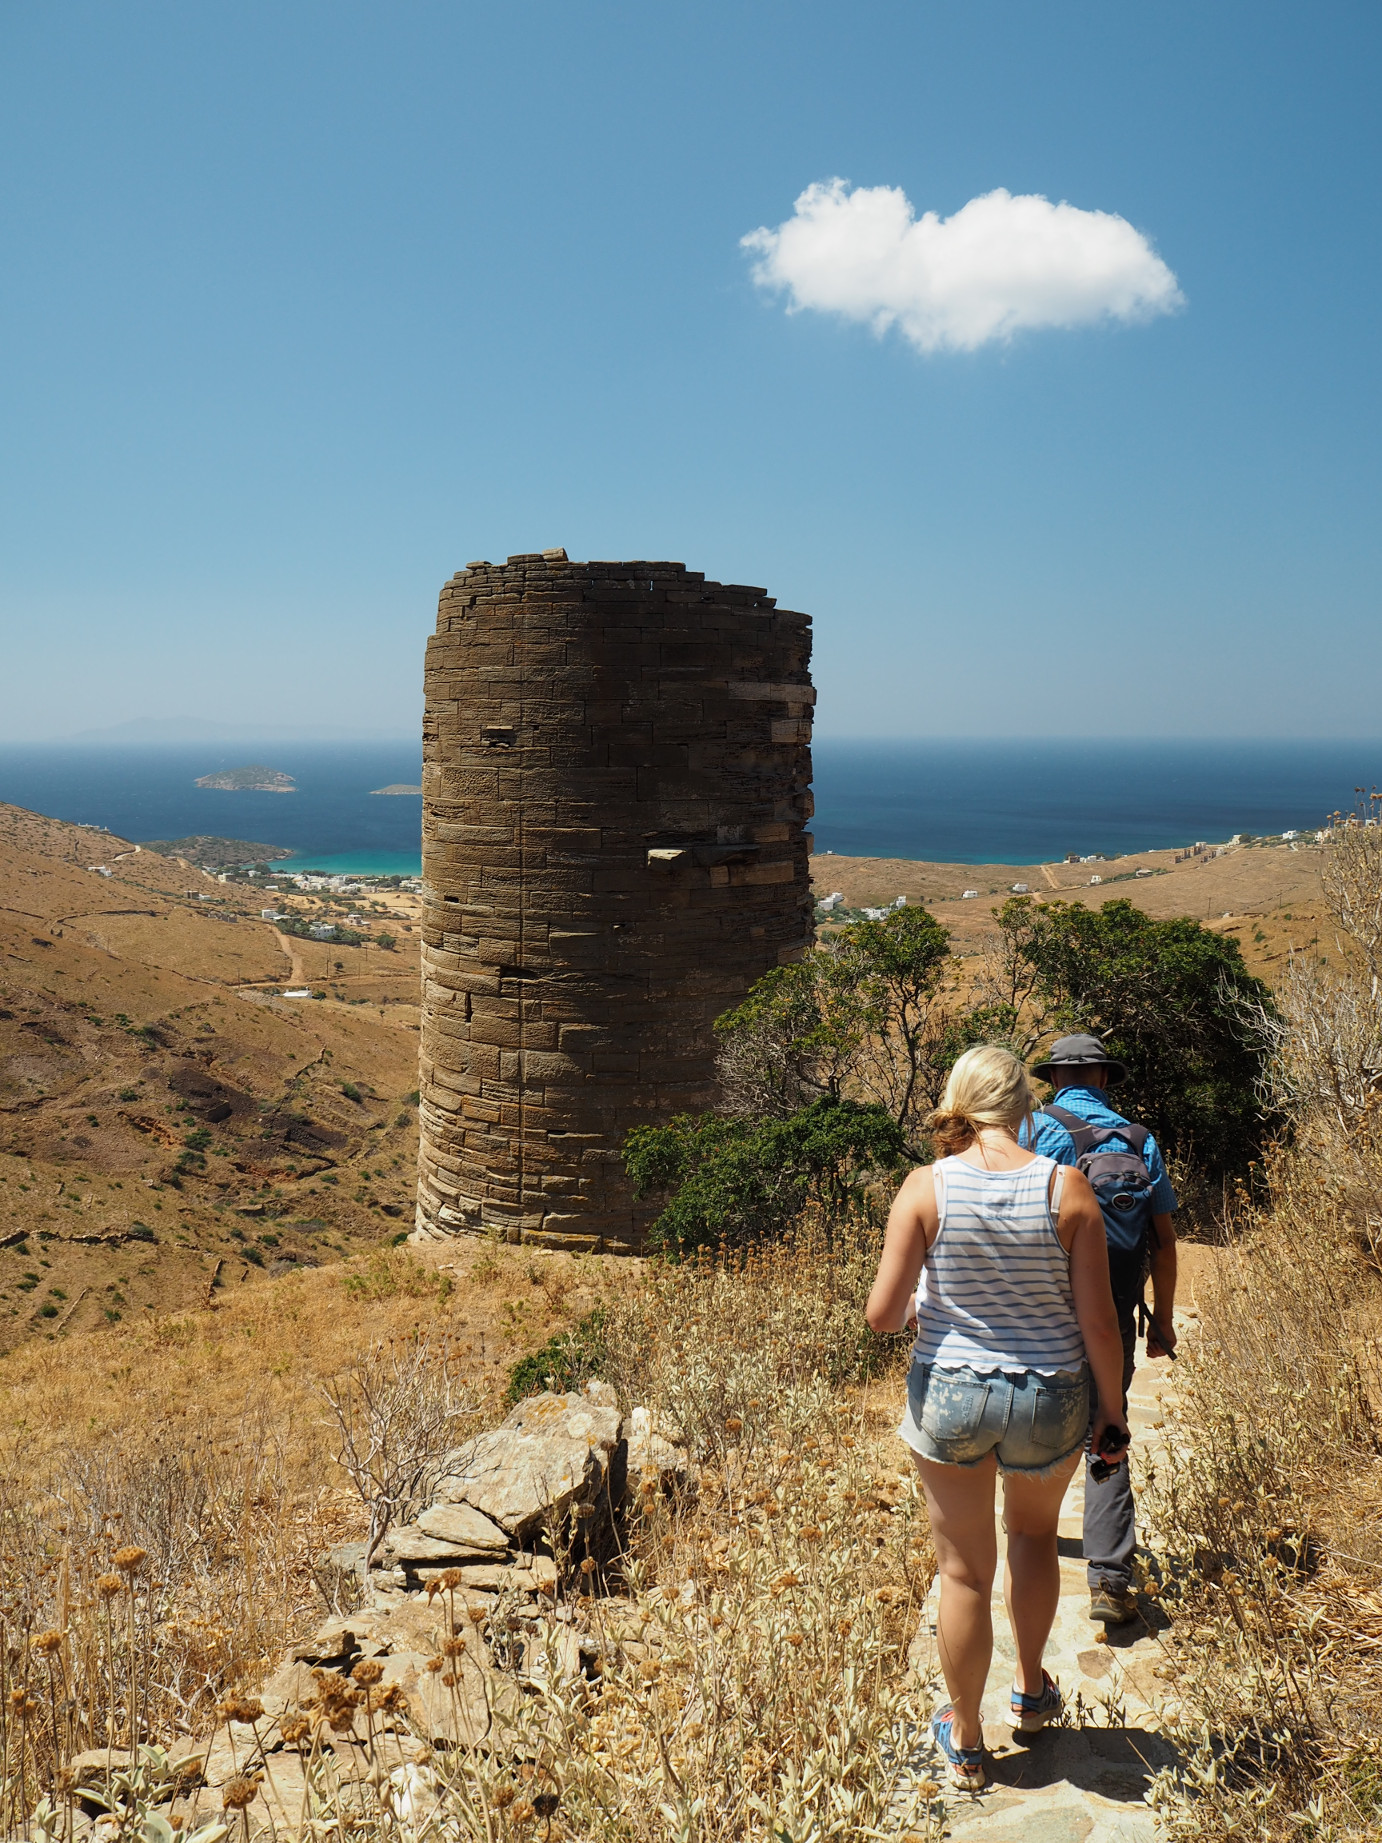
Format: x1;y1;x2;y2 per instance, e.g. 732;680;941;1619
741;179;1183;354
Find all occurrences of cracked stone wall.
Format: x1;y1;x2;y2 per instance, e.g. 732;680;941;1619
414;550;815;1251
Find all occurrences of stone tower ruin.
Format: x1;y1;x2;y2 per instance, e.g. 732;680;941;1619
414;550;815;1251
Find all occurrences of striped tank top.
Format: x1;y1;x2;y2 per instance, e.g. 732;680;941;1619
912;1152;1086;1376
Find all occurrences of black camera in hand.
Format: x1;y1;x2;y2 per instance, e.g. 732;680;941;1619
1089;1423;1130;1484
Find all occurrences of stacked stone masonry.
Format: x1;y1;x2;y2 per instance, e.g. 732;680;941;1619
415;550;815;1251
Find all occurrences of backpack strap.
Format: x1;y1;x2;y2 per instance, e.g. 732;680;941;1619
1046;1103;1152;1161
1041;1103;1096;1154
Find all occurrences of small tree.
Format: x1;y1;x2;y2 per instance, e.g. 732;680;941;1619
979;895;1275;1180
714;905;954;1146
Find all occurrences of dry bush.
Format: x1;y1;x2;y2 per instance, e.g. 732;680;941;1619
0;1403;326;1826
1142;1155;1382;1840
599;1207;893;1462
322;1333;487;1566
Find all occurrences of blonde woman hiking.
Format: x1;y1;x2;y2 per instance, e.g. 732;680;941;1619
866;1046;1129;1791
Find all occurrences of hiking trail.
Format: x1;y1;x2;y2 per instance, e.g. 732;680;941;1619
899;1307;1192;1841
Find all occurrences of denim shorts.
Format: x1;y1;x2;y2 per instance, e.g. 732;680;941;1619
898;1360;1090;1477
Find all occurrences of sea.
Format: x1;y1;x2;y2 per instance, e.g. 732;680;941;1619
0;737;1377;872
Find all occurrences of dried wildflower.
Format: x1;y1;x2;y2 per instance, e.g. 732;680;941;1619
221;1775;260;1812
491;1783;515;1809
112;1545;147;1575
800;1525;823;1542
532;1792;560;1817
32;1630;63;1657
96;1573;123;1599
279;1714;311;1746
350;1659;385;1686
580;1557;597;1575
441;1636;466;1657
511;1803;537;1825
785;1632;804;1647
440;1567;463;1589
773;1570;800;1592
441;1671;456;1688
724;1417;743;1434
426;1656;443;1673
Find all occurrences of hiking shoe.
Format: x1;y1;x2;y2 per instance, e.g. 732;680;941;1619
1010;1668;1063;1732
1089;1580;1139;1625
930;1703;986;1790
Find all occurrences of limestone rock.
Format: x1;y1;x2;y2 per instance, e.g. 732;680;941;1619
413;1553;558;1593
432;1390;623;1537
414;1500;511;1552
382;1524;504;1566
371;1646;504;1747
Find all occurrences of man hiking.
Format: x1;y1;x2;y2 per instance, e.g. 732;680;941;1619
1024;1033;1178;1626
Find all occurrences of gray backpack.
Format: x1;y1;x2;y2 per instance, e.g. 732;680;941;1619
1039;1103;1159;1307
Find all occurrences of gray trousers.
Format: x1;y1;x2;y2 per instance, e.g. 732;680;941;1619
1083;1308;1138;1591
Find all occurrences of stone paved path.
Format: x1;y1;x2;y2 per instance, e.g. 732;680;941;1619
900;1316;1192;1842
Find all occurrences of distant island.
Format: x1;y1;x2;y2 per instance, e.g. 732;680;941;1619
194;765;296;792
143;835;296;870
370;783;423;796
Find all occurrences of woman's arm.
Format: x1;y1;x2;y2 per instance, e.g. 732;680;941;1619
1062;1168;1131;1457
865;1167;937;1333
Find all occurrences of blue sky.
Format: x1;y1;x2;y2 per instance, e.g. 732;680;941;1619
1;1;1379;741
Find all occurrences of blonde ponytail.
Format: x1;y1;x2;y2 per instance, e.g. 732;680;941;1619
927;1046;1035;1155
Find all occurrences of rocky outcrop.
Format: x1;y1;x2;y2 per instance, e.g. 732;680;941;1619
71;1382;690;1837
348;1381;641;1600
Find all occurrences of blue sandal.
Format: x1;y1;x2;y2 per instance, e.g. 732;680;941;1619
931;1703;986;1790
1011;1669;1063;1732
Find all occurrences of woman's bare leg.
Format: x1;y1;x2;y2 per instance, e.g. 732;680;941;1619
1001;1452;1082;1697
913;1453;999;1750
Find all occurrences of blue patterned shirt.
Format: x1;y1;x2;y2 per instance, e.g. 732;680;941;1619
1019;1084;1178;1214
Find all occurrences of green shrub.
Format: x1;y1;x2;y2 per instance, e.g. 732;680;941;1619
341;1082;363;1102
507;1307;611;1406
624;1097;905;1256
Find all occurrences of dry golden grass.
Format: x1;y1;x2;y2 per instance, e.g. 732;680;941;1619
0;1219;941;1840
1142;1141;1382;1841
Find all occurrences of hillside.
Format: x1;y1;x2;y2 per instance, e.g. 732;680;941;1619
0;802;425;1351
812;834;1328;977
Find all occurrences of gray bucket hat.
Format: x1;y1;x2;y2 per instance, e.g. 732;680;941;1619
1032;1031;1127;1085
